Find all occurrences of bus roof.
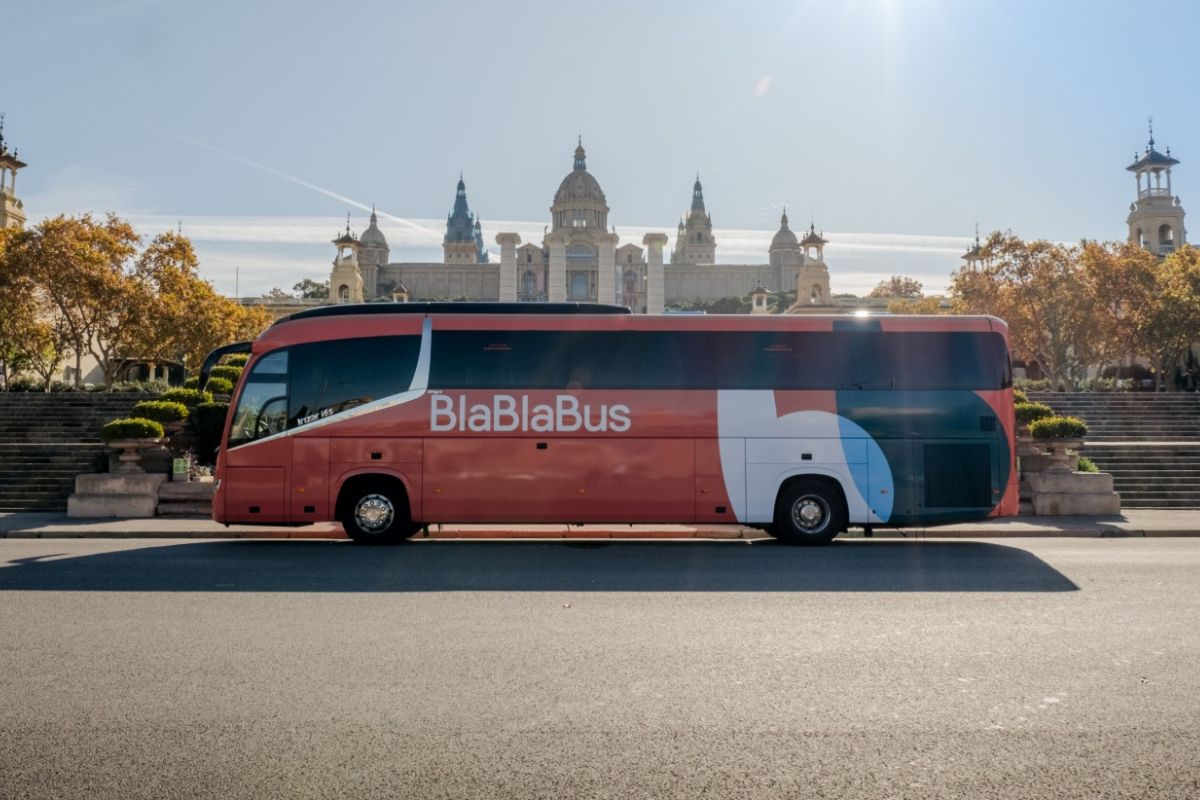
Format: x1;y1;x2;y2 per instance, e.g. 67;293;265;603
273;302;632;326
254;309;1010;351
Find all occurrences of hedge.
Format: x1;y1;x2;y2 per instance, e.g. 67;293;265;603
1030;416;1088;439
1015;402;1055;426
209;365;243;383
1013;388;1028;404
206;377;234;395
130;400;189;424
100;418;165;442
161;387;213;408
183;376;200;390
223;354;250;368
188;402;230;466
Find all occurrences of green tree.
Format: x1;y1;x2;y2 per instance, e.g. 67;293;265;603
868;275;924;299
293;278;330;299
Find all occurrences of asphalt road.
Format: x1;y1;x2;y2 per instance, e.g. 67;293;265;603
1;537;1198;799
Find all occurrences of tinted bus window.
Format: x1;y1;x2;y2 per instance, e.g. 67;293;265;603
716;331;1008;390
429;330;1007;391
288;336;420;428
228;350;290;447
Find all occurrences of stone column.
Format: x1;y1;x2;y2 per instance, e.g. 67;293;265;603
597;233;617;305
496;232;521;302
548;234;567;303
643;233;668;314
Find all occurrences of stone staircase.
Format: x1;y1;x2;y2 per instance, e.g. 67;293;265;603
1027;392;1200;508
0;393;149;512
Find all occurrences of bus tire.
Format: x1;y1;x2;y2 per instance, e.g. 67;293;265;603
773;478;845;546
339;478;417;545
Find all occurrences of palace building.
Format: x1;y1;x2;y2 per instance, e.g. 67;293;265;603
326;140;834;312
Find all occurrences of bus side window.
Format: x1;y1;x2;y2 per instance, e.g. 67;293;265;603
288;336;420;427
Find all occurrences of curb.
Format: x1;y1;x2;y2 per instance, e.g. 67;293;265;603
3;527;1199;540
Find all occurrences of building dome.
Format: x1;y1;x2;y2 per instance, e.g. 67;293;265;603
359;208;388;247
553;140;607;207
770;209;799;249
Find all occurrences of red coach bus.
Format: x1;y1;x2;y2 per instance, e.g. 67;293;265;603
207;303;1017;545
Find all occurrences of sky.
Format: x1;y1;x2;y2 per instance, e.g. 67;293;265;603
4;0;1198;298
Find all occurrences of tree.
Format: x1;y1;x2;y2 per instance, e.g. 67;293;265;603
1078;240;1157;384
886;296;947;315
4;214;141;386
1137;246;1200;392
868;275;924;299
293;278;330;299
263;286;294;301
949;232;1099;389
132;231;273;375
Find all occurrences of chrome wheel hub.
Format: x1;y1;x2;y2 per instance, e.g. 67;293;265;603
355;494;394;533
791;495;828;532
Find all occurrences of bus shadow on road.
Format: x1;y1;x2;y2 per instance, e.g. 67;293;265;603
0;539;1078;592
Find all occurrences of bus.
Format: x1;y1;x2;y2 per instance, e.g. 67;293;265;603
207;303;1017;545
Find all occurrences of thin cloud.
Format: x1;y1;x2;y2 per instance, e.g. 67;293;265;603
128;120;438;236
754;74;772;96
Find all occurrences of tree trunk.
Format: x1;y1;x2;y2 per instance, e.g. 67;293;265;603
74;350;82;388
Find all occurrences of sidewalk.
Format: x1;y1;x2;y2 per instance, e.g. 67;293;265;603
0;509;1196;540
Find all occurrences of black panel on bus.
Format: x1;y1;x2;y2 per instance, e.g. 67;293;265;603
428;330;1010;391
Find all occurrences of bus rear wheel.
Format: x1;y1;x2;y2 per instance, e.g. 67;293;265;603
340;480;417;545
773;479;845;546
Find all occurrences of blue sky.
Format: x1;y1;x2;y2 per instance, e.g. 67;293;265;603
4;0;1198;296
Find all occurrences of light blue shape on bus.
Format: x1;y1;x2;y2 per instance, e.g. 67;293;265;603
837;415;895;523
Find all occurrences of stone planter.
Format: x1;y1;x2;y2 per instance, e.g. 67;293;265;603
106;437;166;474
1039;437;1084;472
1027;470;1121;515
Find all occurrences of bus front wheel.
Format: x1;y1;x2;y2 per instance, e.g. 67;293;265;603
773;479;846;546
339;479;417;545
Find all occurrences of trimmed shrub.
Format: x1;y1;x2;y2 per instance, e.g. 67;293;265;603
1012;388;1028;404
188;402;230;465
209;365;243;383
1015;402;1054;426
1077;456;1098;473
5;376;41;392
183;376;200;390
111;379;171;393
100;418;164;442
160;387;212;408
1015;378;1051;392
205;376;234;395
1030;416;1088;439
130;400;189;424
223;354;250;368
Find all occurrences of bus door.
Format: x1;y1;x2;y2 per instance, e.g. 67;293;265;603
222;351;290;523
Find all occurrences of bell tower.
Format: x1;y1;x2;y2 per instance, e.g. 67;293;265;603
1127;118;1186;257
0;114;27;230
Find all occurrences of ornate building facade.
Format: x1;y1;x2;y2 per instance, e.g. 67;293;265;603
0;115;27;230
1127;122;1186;256
327;140;836;312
